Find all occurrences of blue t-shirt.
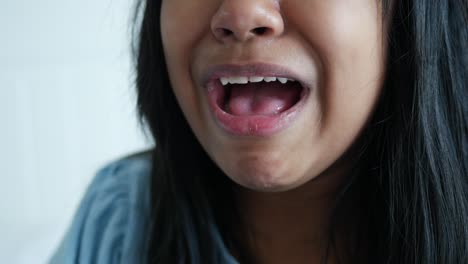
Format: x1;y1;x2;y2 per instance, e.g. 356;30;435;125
49;152;152;263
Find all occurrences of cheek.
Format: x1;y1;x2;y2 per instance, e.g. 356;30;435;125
160;1;213;132
161;0;218;64
289;1;385;131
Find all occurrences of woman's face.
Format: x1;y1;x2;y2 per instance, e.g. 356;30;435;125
161;0;387;192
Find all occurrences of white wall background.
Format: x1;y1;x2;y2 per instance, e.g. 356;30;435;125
0;0;151;263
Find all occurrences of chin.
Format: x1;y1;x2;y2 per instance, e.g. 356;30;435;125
226;160;300;192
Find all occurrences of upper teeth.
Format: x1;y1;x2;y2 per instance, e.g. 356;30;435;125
219;76;294;86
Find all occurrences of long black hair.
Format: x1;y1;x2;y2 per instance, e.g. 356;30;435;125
133;0;468;263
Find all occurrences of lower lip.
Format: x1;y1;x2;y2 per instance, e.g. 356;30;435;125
206;81;310;137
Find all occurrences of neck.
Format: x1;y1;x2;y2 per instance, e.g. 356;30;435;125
234;161;356;264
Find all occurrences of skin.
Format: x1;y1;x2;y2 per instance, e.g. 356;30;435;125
161;0;388;262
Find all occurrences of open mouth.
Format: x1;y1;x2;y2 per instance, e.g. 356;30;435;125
206;75;310;136
216;76;304;116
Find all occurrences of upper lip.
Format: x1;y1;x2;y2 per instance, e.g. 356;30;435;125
201;63;312;89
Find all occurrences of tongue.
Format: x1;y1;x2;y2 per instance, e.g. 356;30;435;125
227;82;301;116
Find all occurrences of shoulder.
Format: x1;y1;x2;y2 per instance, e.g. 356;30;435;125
90;150;152;207
50;150;153;264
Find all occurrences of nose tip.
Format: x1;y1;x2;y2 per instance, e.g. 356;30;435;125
211;1;284;43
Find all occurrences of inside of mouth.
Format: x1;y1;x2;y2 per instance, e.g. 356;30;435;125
218;81;303;116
